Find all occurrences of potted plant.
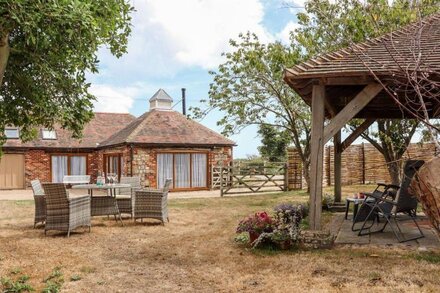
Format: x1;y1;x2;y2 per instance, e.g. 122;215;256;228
236;211;273;243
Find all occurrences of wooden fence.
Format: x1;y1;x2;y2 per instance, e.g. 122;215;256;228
212;162;288;195
288;142;439;189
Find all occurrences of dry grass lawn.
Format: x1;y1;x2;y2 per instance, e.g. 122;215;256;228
1;185;440;292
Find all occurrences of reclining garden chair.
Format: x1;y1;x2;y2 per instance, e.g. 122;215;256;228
31;179;46;228
133;179;172;225
352;160;425;243
115;176;141;218
42;183;91;237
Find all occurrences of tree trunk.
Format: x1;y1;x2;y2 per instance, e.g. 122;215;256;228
302;160;311;193
0;33;10;86
386;160;401;185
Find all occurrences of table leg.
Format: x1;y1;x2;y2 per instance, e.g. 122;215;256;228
353;203;359;220
345;200;350;220
112;188;124;226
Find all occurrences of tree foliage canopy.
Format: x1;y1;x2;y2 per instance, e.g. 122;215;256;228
257;124;291;162
0;0;133;143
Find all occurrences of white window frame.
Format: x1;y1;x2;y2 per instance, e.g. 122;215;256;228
4;128;19;139
42;129;57;140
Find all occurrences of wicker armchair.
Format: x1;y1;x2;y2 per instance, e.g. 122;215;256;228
42;183;91;237
31;179;46;228
133;179;172;224
116;176;141;217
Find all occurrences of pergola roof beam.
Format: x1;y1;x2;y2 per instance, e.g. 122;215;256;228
323;83;383;144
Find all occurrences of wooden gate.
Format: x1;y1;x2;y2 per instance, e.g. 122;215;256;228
216;162;288;196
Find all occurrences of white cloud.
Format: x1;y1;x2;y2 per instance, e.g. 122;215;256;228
95;0;273;79
276;21;301;44
145;0;273;68
89;84;138;113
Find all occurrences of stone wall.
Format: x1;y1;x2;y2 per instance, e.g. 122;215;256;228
288;142;439;189
131;148;155;188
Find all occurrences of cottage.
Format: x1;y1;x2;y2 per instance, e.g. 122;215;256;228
0;89;235;191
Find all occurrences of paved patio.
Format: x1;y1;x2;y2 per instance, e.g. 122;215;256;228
333;214;440;248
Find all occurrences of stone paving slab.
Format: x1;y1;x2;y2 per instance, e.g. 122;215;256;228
334;214;440;248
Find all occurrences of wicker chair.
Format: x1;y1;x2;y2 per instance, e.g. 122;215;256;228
42;183;91;237
115;176;141;217
133;179;172;224
31;179;46;228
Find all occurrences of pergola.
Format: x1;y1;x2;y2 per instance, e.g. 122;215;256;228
283;13;440;230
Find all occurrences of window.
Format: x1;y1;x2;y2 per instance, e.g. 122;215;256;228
51;155;87;183
104;154;123;180
42;129;57;140
4;128;19;139
157;152;208;190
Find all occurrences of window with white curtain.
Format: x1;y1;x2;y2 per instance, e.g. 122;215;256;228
192;154;207;188
51;156;68;183
51;155;87;182
174;154;191;188
157;154;173;188
70;156;86;175
157;153;208;189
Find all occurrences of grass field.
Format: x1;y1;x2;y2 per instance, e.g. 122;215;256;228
1;185;439;292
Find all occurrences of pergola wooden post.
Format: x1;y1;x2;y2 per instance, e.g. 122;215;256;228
308;83;383;229
334;130;342;202
309;84;325;230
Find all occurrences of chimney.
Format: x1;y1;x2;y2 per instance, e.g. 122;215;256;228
181;88;186;116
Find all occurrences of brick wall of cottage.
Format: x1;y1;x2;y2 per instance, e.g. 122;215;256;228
24;150;51;186
21;149;98;187
16;145;233;189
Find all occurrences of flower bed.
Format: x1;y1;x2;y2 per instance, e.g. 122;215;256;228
235;203;308;250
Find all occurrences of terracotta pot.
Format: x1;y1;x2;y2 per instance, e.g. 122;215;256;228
249;232;260;243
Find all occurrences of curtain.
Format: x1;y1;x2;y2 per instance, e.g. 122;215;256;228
51;156;68;183
157;154;173;188
192;154;207;187
70;156;86;175
174;154;190;188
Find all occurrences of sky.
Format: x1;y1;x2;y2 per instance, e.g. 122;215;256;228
87;0;306;159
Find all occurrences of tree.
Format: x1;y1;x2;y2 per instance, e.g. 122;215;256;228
191;33;314;190
294;0;439;184
257;124;291;162
0;0;133;145
350;120;419;184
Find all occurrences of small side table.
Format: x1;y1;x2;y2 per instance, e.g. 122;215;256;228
345;197;366;220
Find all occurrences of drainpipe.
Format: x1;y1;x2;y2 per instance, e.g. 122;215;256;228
130;144;134;176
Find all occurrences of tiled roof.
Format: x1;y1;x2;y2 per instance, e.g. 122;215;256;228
100;110;236;147
284;12;440;80
3;113;136;149
283;12;440;119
